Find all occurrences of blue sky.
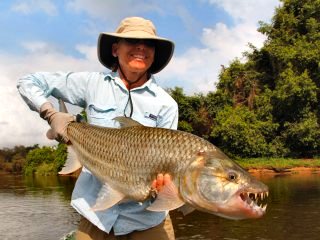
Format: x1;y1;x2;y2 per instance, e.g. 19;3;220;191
0;0;281;147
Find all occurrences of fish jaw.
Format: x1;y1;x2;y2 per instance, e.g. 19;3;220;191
180;150;269;220
212;187;268;220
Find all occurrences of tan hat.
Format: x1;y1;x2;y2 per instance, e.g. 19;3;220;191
98;17;174;74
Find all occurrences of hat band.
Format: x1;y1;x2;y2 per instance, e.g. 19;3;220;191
118;25;156;36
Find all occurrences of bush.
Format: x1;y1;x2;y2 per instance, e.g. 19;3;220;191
23;144;67;175
210;106;280;157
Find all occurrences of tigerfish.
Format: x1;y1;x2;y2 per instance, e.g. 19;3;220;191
59;100;268;220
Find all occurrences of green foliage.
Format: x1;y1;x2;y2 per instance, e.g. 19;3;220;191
0;145;38;173
210;106;279;158
23;144;67;175
282;112;320;157
54;143;68;172
271;67;318;123
169;87;212;139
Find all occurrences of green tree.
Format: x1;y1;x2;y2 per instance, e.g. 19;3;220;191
210;106;280;158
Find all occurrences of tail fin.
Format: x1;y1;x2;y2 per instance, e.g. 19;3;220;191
58;98;69;113
58;98;85;123
57;99;83;175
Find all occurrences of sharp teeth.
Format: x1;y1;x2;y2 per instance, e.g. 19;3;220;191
262;204;267;211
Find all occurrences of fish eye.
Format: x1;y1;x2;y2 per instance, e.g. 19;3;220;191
228;172;237;181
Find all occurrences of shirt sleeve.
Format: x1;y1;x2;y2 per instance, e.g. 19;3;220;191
17;71;92;111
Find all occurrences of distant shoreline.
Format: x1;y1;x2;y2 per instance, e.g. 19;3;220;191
248;166;320;178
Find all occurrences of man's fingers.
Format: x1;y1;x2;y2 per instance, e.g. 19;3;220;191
156;173;164;187
163;173;171;185
151;180;157;189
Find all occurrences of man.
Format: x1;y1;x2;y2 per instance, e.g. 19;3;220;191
17;17;178;239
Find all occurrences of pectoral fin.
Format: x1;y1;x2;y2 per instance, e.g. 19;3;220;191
58;146;82;175
147;181;185;211
91;184;125;211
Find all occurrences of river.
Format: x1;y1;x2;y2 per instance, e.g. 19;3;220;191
0;171;319;239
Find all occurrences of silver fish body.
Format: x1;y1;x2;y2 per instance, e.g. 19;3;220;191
65;117;269;220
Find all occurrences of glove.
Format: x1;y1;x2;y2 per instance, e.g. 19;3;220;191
40;102;75;143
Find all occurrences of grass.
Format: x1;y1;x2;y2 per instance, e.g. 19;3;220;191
235;157;320;170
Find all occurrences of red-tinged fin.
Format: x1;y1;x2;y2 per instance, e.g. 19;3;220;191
147;181;185;212
58;146;82;175
91;184;125;211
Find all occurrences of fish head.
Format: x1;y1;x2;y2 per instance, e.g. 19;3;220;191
180;149;269;220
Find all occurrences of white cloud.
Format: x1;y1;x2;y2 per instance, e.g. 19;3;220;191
11;0;58;16
0;42;101;148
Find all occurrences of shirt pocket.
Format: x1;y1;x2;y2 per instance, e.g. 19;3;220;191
135;111;160;127
87;103;118;126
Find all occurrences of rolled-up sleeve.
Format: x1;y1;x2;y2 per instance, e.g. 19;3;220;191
17;71;92;111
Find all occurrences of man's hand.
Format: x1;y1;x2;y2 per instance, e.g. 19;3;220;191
40;102;75;143
151;173;172;193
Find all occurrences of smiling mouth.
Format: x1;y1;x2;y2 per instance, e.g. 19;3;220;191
240;191;269;215
132;54;146;60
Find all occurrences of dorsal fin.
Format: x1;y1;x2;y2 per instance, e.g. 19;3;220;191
59;98;85;123
113;116;144;128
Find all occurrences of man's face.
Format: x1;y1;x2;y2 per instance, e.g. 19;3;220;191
112;39;155;75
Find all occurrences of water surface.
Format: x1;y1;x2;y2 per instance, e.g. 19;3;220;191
1;172;320;239
0;173;79;240
172;173;320;240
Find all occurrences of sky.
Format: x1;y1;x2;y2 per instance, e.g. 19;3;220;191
0;0;281;148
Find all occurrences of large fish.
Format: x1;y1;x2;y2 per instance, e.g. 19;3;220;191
59;101;268;220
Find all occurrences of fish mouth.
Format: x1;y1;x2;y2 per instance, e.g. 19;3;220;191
239;190;269;217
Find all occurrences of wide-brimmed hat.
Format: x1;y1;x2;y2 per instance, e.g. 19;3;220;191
98;17;174;74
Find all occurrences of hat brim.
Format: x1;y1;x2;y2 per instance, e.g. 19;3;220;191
98;32;174;74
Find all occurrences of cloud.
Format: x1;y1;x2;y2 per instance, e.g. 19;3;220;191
0;42;101;148
11;0;58;16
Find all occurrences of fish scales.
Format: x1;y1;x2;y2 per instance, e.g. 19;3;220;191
67;122;214;200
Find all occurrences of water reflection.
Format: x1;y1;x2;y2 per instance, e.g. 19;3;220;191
172;173;320;240
1;172;320;240
0;172;79;240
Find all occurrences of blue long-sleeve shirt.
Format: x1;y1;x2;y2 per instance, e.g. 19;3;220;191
17;71;178;235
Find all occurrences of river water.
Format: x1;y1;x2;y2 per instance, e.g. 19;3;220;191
0;171;319;240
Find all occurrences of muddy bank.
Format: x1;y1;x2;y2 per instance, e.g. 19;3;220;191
248;167;320;178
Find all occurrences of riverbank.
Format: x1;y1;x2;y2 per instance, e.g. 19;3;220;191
248;166;320;178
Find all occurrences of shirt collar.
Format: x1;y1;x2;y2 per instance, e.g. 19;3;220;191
104;71;158;96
